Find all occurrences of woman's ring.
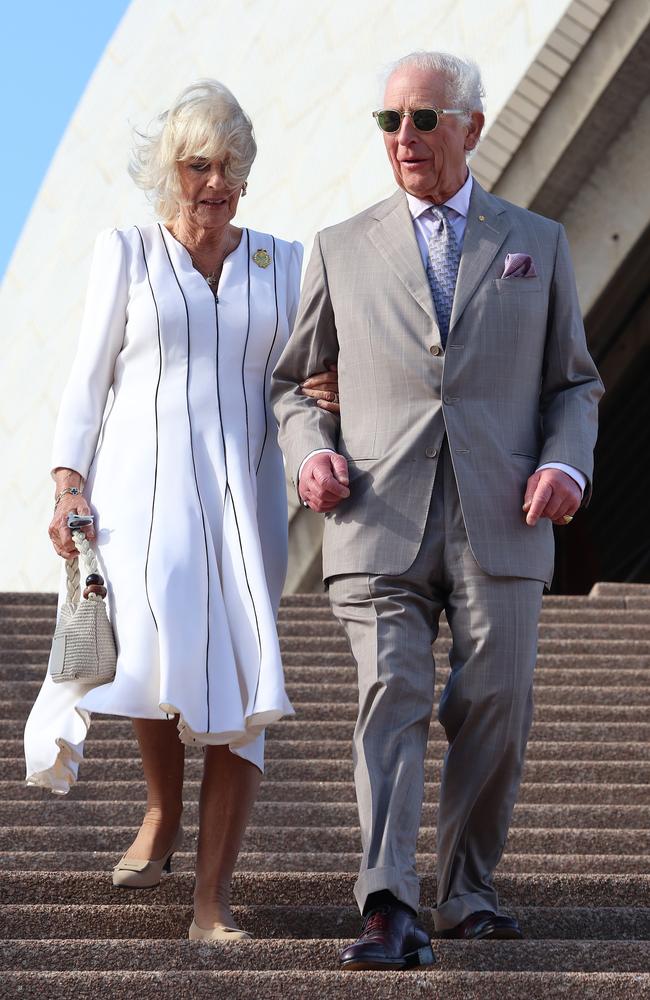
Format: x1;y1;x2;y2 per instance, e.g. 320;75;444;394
562;514;573;525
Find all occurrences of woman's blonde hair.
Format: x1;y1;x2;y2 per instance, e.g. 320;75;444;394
129;79;257;221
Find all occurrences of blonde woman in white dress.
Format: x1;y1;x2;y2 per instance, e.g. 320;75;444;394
23;80;339;941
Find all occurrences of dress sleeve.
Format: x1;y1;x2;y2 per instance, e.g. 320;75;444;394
51;228;129;480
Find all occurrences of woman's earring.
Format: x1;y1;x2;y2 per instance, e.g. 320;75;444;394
241;181;248;197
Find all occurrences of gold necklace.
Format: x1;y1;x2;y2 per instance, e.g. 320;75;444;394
176;229;238;296
187;250;220;294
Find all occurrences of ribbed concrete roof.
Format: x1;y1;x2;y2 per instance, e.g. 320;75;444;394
472;0;614;190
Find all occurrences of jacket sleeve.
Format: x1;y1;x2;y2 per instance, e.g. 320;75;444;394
537;224;604;504
271;231;340;488
51;228;128;480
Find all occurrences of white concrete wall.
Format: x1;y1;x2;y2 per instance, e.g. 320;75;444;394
0;0;570;589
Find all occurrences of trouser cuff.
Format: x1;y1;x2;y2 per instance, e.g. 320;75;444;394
354;865;420;915
433;889;499;930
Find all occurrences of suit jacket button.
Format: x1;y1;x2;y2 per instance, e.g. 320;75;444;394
425;447;438;459
429;344;442;356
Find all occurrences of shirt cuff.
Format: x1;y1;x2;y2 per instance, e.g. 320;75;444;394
536;463;586;497
298;448;336;487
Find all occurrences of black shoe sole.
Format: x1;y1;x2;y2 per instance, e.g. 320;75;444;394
437;926;523;940
341;944;437;971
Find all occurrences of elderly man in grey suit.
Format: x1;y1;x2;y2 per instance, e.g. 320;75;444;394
272;51;603;970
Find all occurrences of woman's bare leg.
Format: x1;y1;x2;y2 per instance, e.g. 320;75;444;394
124;716;185;860
193;745;262;928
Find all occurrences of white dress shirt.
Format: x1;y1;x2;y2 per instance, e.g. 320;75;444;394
299;172;586;497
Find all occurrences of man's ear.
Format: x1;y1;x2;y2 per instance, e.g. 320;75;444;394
465;112;485;151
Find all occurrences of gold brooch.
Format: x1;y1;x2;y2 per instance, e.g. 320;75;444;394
253;249;272;269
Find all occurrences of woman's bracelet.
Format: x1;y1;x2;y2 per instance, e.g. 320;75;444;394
54;486;82;508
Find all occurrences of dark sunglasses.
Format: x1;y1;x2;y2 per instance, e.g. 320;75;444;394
372;108;466;133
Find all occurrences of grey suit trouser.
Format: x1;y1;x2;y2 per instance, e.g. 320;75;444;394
328;443;544;930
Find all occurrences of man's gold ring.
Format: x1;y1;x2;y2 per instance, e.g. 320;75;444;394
562;514;573;525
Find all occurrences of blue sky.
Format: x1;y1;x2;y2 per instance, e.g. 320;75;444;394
1;1;131;280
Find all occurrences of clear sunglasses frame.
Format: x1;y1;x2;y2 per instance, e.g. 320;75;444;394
372;108;467;133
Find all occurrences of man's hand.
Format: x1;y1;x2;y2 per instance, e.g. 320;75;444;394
523;468;582;527
299;452;350;513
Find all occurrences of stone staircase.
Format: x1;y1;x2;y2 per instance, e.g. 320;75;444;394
1;583;650;998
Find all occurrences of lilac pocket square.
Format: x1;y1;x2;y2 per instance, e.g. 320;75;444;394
501;253;537;278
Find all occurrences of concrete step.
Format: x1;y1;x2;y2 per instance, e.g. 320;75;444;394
0;674;636;704
4;871;648;907
1;937;650;973
12;700;650;727
1;903;649;941
6;738;650;762
3;799;650;830
3;970;650;1000
8;717;650;742
4;651;650;671
3;850;650;874
3;583;650;991
4;754;650;784
6;616;650;639
0;586;647;607
7;664;650;690
9;700;650;726
8;681;650;706
7;657;650;700
2;825;648;854
590;583;650;597
4;634;650;655
6;779;650;805
4;604;650;624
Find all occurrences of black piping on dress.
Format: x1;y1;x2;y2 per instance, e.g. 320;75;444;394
256;235;279;475
159;225;213;732
135;227;162;637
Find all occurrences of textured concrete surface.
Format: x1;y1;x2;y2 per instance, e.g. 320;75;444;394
2;584;650;994
3;871;650;907
3;904;650;941
2;938;650;973
2;825;650;856
3;851;650;875
4;970;650;999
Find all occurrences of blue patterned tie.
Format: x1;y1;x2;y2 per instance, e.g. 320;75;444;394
426;206;461;347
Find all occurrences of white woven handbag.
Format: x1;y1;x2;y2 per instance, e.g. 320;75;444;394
49;529;117;685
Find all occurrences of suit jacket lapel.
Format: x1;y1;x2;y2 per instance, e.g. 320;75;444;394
367;191;437;324
450;181;511;332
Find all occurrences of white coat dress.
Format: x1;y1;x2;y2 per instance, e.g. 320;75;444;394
24;223;302;792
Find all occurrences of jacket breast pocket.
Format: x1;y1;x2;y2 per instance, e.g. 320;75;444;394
492;277;542;293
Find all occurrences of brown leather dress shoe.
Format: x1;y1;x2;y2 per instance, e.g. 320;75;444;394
438;910;523;940
339;904;437;971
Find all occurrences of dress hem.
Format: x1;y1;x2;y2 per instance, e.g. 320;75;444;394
24;700;294;794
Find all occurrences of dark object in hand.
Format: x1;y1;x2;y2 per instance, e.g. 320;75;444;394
86;573;105;586
83;584;107;599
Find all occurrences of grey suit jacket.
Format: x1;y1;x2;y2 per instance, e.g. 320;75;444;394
272;180;604;585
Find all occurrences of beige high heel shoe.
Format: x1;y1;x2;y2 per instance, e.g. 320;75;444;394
112;826;183;888
188;919;252;942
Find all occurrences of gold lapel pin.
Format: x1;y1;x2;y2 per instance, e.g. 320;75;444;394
253;249;272;269
478;215;486;222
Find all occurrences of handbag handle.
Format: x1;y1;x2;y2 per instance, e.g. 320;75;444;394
64;530;102;605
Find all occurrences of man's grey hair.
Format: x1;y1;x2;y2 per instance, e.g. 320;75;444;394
384;51;485;126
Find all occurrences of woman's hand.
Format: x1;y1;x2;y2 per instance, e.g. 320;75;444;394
300;364;339;413
48;470;95;559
